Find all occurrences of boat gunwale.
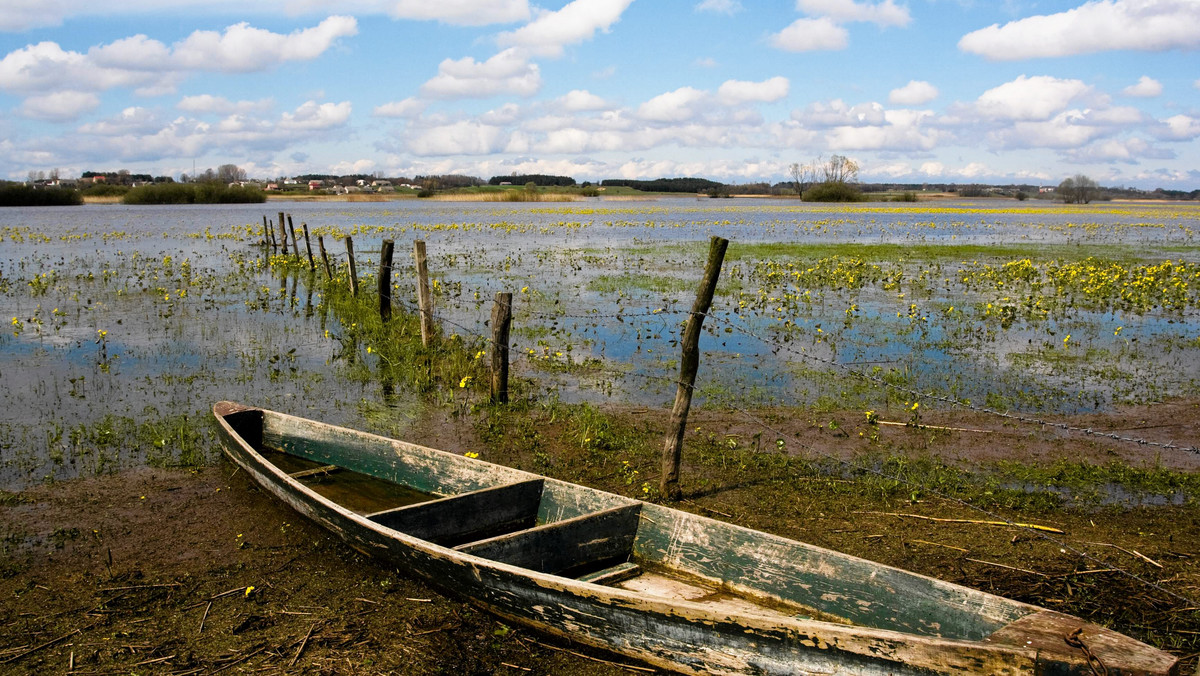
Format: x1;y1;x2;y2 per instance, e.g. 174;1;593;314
210;401;1086;668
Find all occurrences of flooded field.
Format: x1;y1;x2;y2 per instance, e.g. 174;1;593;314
2;198;1199;489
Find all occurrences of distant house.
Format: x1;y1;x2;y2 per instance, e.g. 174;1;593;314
371;180;391;188
1039;186;1055;194
283;178;299;185
308;180;324;191
266;183;279;191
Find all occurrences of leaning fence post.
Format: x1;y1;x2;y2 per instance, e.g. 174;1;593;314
345;236;359;296
278;212;288;253
302;223;316;271
318;236;332;279
660;236;729;501
263;215;275;253
490;292;512;404
287;215;301;258
413;240;435;346
378;239;394;322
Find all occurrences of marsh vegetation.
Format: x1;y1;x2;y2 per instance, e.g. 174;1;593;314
1;198;1199;670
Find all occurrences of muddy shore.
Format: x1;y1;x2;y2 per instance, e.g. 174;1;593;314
3;402;1199;674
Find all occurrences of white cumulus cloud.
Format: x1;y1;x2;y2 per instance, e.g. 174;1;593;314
717;77;790;106
171;16;358;72
976;75;1092;120
794;99;887;127
769;17;849;51
177;95;274;115
556;89;611;112
637;87;709;122
795;0;911;27
959;0;1200;60
420;48;541;99
498;0;635;57
0;17;357;96
1154;114;1200;141
1122;75;1163;97
373;97;427;118
409;121;508;155
18;91;100;122
279;100;352;131
390;0;530;25
888;80;938;105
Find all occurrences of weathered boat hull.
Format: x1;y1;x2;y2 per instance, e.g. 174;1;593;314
213;402;1179;676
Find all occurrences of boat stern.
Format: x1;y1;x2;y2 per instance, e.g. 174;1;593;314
984;610;1179;675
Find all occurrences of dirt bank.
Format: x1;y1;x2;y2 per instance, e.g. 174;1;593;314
2;401;1198;674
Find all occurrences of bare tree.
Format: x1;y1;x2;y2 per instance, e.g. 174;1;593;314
217;164;247;183
1057;174;1098;204
788;162;808;196
822;154;859;184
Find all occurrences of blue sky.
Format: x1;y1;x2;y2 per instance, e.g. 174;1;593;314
1;0;1198;188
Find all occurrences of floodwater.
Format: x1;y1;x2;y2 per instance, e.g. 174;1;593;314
1;198;1198;489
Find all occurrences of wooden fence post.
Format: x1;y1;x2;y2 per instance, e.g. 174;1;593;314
287;215;301;258
660;236;729;501
490;292;512;404
345;236;359;296
318;236;332;279
278;212;288;253
378;239;394;322
263;215;274;253
413;240;435;346
302;223;316;271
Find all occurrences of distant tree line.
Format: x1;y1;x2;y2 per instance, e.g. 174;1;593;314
415;174;485;189
488;174;577;187
0;182;82;207
600;177;723;193
82;170;155;183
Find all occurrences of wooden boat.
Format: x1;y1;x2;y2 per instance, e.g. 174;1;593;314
213;402;1179;675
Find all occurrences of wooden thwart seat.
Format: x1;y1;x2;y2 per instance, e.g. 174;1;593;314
366;479;543;547
577;561;641;585
456;504;641;576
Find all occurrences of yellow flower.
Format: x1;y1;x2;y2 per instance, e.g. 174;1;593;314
459;375;473;388
244;586;255;597
464;451;479;459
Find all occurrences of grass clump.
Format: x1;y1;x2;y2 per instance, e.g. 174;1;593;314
802;182;866;202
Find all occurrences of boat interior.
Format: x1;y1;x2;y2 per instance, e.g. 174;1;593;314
221;406;1034;642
